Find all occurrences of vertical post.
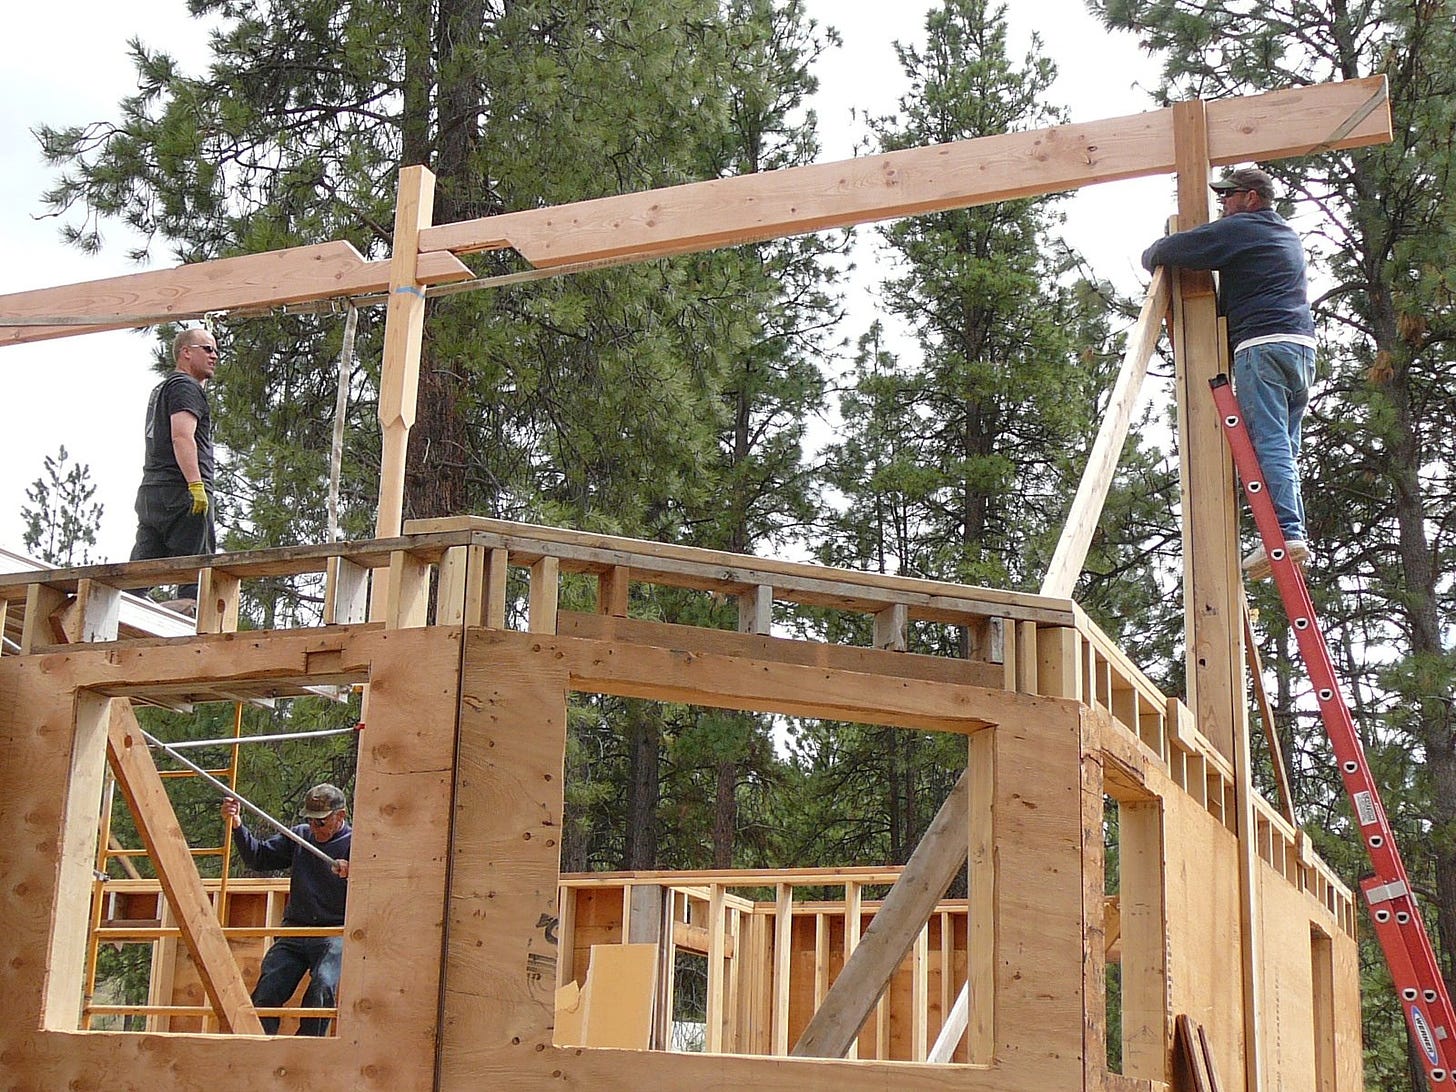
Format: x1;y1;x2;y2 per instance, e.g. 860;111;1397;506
375;164;436;539
528;556;559;635
1169;100;1259;1090
966;729;995;1064
844;881;862;1058
773;883;793;1055
707;884;727;1053
1170;99;1243;761
20;582;65;653
1119;800;1167;1078
598;566;631;618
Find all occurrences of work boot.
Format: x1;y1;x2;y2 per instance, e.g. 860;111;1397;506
1242;539;1310;581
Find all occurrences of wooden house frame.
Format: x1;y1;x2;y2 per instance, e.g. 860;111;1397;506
0;77;1391;1090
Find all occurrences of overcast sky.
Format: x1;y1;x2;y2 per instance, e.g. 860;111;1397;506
0;1;1172;563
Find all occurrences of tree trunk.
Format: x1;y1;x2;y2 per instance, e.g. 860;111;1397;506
1364;242;1456;990
624;701;661;870
712;757;738;869
402;0;487;522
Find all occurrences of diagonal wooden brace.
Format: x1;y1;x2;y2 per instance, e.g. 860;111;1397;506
106;700;264;1034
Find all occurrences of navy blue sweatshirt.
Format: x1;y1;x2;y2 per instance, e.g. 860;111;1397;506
233;822;351;926
1141;209;1314;350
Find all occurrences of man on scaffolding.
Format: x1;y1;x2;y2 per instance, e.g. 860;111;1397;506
221;783;351;1035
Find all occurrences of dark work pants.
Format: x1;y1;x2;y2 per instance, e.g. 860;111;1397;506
251;934;344;1036
131;483;215;599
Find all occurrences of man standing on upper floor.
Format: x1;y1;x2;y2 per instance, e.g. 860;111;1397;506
1141;166;1317;579
130;327;218;611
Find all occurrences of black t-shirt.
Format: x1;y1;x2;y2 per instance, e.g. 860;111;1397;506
140;372;213;487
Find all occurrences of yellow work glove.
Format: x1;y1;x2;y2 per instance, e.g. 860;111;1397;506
187;481;209;516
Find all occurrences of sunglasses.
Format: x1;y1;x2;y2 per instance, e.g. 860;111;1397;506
307;814;335;826
190;345;220;354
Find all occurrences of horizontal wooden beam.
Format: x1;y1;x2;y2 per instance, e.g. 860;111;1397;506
493;628;1039;732
0;244;471;347
1;79;1387;351
420;78;1389;268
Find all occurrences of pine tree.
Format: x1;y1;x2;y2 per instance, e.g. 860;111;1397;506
20;445;104;567
797;0;1169;866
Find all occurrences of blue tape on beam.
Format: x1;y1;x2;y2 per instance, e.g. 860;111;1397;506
392;285;425;298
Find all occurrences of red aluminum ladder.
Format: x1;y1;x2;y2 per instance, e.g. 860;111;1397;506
1211;373;1456;1083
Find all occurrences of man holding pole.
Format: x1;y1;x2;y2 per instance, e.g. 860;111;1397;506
221;783;351;1035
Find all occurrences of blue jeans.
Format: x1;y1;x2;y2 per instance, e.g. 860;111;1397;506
252;933;343;1035
1234;341;1315;541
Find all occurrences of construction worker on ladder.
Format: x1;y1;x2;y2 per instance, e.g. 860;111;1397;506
1142;165;1317;579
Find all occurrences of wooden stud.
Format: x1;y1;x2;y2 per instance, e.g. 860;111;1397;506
384;549;430;629
436;545;471;626
724;905;742;1051
529;556;559;635
813;912;829;1015
738;583;773;636
483;547;509;629
966;728;996;1064
1080;747;1109;1091
556;886;577;992
844;881;862;1059
597;565;630;618
1037;626;1082;702
772;883;792;1056
20;582;66;653
627;883;663;945
911;923;929;1061
195;569;240;635
1017;620;1039;695
1001;615;1018;691
63;578;121;644
324;556;370;625
653;886;675;1051
707;885;727;1053
1119;799;1167;1078
1169;98;1242;766
873;603;907;651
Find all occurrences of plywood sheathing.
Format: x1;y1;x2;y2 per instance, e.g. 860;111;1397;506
437;625;1088;1090
0;626;460;1089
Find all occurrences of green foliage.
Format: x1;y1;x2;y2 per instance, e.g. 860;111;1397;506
106;694;362;882
20;445;105;567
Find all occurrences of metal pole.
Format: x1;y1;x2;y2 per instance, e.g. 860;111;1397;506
139;729;338;868
151;724;361;751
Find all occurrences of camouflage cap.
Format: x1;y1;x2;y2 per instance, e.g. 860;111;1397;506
1210;166;1275;202
300;783;347;818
